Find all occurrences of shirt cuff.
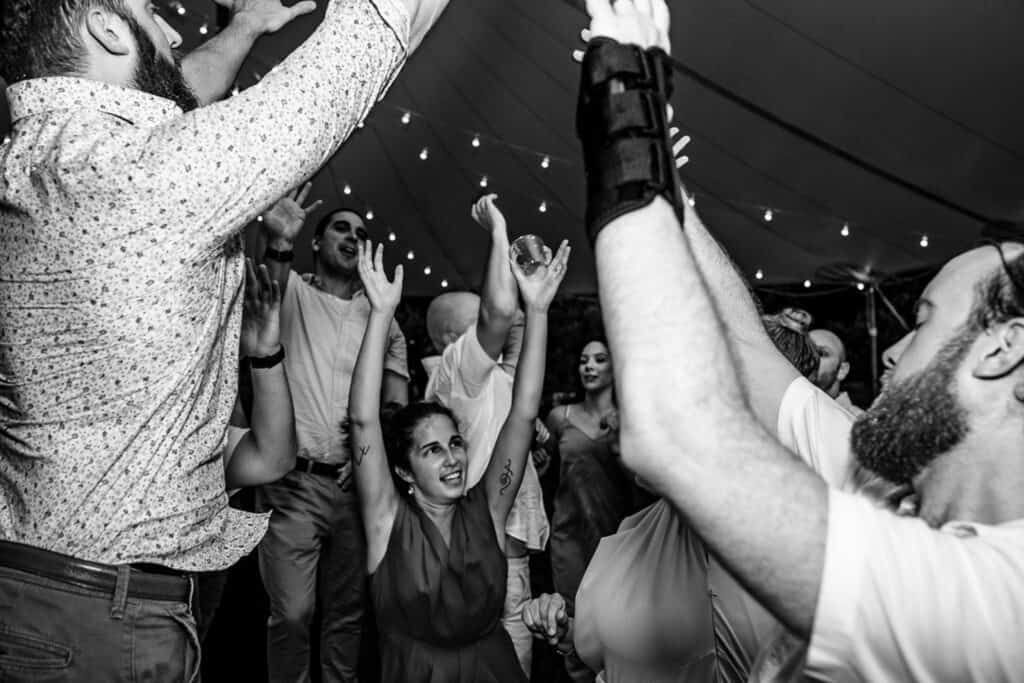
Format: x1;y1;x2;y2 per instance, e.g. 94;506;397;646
806;489;871;679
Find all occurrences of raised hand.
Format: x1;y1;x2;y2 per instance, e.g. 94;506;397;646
262;182;323;245
471;194;508;236
511;239;570;313
522;593;570;646
585;0;670;52
240;258;282;358
357;242;404;314
214;0;317;35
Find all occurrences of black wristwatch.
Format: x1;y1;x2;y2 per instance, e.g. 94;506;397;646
265;247;294;263
249;345;285;369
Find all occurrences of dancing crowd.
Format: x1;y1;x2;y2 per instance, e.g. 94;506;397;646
2;0;1023;682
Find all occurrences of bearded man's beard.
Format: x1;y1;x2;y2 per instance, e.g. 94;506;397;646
850;326;976;487
129;18;199;112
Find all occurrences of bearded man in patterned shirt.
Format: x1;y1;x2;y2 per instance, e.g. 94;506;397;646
0;0;450;679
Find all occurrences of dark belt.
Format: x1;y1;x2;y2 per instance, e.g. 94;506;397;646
0;540;192;603
294;456;344;478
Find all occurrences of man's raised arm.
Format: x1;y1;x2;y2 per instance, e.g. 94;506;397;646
471;194;520;361
580;0;827;636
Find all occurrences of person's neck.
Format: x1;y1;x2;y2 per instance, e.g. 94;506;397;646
414;493;457;532
582;387;615;416
916;429;1024;527
827;382;842;399
314;267;361;300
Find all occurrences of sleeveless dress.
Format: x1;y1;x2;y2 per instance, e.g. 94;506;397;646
573;499;778;683
371;487;528;683
549;404;638;603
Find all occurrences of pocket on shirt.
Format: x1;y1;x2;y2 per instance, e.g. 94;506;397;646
0;626;73;674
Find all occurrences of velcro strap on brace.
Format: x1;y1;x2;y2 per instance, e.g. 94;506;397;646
577;38;683;246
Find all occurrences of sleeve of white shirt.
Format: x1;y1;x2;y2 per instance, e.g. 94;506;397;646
385;319;410;381
67;0;413;247
807;489;1024;682
455;326;501;398
776;377;856;490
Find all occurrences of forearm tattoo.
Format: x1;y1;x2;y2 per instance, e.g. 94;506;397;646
499;459;513;495
355;444;370;467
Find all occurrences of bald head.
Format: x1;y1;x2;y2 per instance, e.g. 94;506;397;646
810;329;849;397
426;292;480;352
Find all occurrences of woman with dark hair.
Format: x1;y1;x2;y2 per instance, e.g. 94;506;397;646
348;240;569;682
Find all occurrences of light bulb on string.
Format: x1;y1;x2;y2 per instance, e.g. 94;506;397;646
471;136;481;148
2;135;10;145
256;216;263;222
419;148;429;161
343;184;352;195
541;156;551;169
401;111;411;125
424;266;432;275
763;209;773;222
479;176;488;188
803;279;812;289
754;269;764;280
176;2;186;15
441;279;449;289
688;196;696;207
388;231;396;242
538;201;548;213
357;121;364;129
199;24;209;35
920;235;929;248
365;209;374;221
841;223;850;237
406;250;415;261
856;283;866;291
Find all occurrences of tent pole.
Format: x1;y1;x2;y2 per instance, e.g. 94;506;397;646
867;284;879;397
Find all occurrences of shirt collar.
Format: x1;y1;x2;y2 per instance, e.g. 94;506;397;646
421;355;441;376
6;76;182;128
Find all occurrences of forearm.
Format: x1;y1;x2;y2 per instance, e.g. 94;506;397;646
477;226;518;360
510;309;547;421
595;198;825;634
246;364;297;471
349;312;394;425
181;15;262;106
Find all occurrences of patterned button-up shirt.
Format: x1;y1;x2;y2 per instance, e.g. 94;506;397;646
0;0;410;571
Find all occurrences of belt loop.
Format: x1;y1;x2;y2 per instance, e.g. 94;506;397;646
110;565;131;620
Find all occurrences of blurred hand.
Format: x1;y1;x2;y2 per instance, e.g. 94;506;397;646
522;593;570;646
357;242;404;314
511;240;571;313
335;460;353;491
214;0;317;35
262;182;323;245
240;258;282;358
471;194;508;236
572;0;671;62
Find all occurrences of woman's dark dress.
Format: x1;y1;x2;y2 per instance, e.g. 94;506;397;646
371;486;528;683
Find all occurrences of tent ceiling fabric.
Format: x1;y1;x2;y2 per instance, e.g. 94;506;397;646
6;1;1022;295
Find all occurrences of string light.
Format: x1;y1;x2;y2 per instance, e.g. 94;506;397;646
541;156;551;169
401;111;411;125
176;3;186;15
419;148;429;161
479;176;489;188
538;201;548;213
365;209;374;220
755;269;764;280
688;196;696;207
424;266;432;275
919;235;929;248
471;136;481;148
441;279;449;288
856;282;866;291
256;216;263;222
199;24;209;35
357;122;365;129
230;86;240;97
406;250;415;260
803;279;812;288
840;223;850;237
388;231;396;242
763;209;774;222
343;184;352;195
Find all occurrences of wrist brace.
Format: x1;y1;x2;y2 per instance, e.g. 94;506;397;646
576;38;684;245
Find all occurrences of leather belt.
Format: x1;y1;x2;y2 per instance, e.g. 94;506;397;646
294;456;344;478
0;540;191;603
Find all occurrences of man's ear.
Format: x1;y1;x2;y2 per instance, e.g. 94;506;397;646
973;319;1024;380
837;361;850;384
84;7;133;57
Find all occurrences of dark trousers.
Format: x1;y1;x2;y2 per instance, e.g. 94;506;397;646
257;469;367;683
0;563;199;682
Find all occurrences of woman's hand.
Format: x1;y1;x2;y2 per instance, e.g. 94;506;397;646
522;593;571;647
573;0;671;62
511;240;570;313
357;241;404;314
240;258;282;358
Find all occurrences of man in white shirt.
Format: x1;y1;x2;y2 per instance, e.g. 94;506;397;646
578;2;1024;680
810;329;863;415
422;194;549;677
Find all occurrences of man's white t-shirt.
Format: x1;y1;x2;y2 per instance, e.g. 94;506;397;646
776;376;857;490
424;325;549;551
